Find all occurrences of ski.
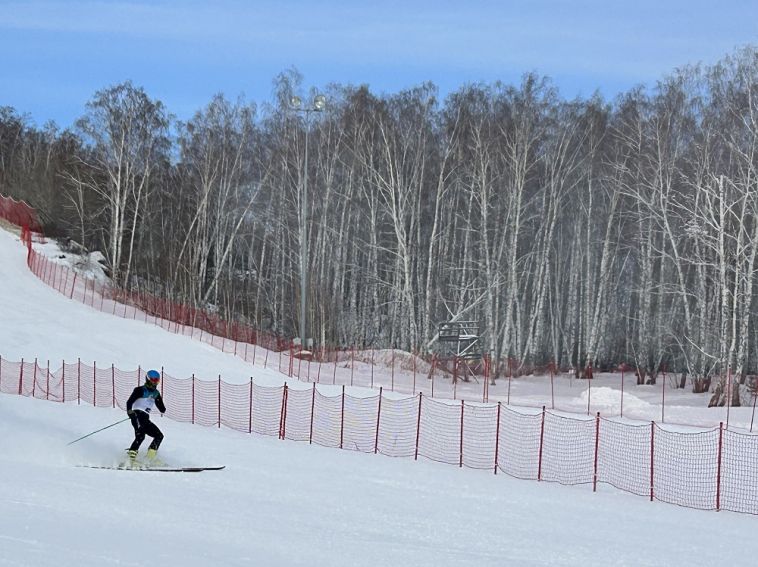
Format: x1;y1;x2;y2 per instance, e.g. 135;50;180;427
78;465;225;472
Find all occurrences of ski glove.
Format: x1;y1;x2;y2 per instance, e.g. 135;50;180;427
127;410;135;416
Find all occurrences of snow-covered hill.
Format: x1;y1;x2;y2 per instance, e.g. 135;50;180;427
0;226;282;384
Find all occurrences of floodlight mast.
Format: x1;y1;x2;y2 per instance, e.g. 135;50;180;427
289;92;326;352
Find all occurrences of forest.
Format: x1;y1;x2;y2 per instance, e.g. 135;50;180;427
2;48;758;405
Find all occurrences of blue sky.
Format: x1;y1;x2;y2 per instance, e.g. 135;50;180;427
1;0;756;128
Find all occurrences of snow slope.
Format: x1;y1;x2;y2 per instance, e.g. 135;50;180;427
0;227;279;384
2;394;756;567
0;225;757;566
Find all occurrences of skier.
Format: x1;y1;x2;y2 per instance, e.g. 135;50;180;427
125;369;166;467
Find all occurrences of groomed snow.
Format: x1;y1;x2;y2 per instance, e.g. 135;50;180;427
2;395;755;567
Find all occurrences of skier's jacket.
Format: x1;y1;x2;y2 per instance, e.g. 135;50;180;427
126;385;166;415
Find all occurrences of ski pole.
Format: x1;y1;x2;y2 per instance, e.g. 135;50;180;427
66;417;131;446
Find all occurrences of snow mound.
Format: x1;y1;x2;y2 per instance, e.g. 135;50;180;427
579;386;651;412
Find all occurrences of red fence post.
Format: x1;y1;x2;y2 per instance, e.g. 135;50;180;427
538;405;546;481
650;422;655;502
414;392;422;460
309;383;316;444
459;400;464;468
340;385;346;449
494;401;501;475
32;357;37;398
25;228;32;262
374;387;383;454
249;378;253;434
593;412;600;492
716;422;724;511
18;357;24;396
280;384;289;439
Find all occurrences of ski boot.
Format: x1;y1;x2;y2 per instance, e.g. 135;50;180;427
146;448;164;467
126;449;138;469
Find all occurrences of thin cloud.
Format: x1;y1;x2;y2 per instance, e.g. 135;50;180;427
1;0;756;127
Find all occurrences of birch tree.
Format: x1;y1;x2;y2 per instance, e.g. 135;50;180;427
74;81;169;286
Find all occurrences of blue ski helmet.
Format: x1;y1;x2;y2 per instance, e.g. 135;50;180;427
145;369;161;386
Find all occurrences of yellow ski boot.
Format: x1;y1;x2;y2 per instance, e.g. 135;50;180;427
126;449;138;468
146;448;164;467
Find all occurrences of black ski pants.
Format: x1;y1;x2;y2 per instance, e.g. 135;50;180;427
129;410;164;451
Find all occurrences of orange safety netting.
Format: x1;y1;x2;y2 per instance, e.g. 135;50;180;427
1;356;756;516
